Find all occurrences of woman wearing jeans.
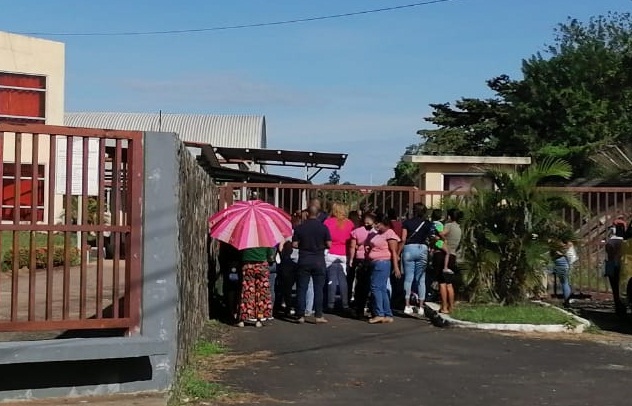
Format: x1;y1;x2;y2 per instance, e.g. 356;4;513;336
400;203;432;314
550;241;572;308
367;215;401;324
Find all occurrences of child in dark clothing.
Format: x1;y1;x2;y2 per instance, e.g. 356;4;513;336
429;216;456;314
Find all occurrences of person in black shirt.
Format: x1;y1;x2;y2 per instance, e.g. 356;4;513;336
301;198;328;223
292;205;332;323
399;203;433;314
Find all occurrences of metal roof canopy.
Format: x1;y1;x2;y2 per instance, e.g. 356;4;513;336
197;146;309;184
211;146;348;181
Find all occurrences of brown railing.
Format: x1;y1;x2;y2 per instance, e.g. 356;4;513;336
220;183;632;294
0;123;143;333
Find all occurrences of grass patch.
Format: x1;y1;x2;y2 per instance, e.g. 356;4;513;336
1;231;75;255
179;367;230;401
452;303;578;326
194;340;225;357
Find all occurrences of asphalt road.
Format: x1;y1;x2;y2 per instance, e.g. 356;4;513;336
222;315;632;406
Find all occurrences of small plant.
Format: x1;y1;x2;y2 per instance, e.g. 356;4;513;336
2;246;80;272
179;368;229;401
194;340;225;357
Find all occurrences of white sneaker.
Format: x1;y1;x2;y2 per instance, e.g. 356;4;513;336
404;306;414;315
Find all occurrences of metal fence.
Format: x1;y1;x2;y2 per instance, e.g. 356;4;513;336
220;183;632;294
0;123;143;333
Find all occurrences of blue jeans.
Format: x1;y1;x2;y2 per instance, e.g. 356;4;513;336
552;257;571;300
370;260;393;317
402;244;428;302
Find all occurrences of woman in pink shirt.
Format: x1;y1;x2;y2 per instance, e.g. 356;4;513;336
366;214;401;324
323;203;355;312
349;212;377;318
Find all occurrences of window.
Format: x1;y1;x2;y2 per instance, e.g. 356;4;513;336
443;174;492;192
1;163;45;222
0;72;46;123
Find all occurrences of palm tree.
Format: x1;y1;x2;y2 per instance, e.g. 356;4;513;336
455;158;585;304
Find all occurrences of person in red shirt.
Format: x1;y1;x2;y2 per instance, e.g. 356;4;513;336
387;208;403;238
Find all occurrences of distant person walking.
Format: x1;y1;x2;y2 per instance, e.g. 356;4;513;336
550;240;572;308
323;203;354;312
293;205;332;324
605;217;626;314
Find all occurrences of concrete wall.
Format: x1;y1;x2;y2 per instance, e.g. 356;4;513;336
1;32;66;221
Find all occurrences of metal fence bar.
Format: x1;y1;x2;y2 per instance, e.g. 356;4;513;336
11;133;22;321
62;135;73;320
111;139;122;320
79;137;89;319
45;135;56;320
96;138;106;319
28;133;39;321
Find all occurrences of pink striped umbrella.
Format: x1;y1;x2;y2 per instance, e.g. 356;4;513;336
208;200;292;250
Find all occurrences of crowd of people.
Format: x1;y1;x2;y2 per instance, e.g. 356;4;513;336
220;198;463;327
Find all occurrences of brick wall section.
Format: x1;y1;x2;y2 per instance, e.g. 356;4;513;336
175;141;218;369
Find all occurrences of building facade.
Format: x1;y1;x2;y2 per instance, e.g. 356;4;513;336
1;31;65;222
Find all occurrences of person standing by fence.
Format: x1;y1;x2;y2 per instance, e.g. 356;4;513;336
349;212;377;318
238;246;276;327
400;203;432;315
324;203;354;313
293;206;332;324
367;214;401;324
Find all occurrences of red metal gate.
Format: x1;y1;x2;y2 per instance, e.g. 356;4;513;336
0;123;143;333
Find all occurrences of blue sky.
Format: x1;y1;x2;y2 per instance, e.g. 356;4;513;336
1;0;629;184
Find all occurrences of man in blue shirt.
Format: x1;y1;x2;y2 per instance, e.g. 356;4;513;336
293;205;332;324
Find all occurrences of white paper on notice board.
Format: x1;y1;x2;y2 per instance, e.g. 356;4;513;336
55;137;99;196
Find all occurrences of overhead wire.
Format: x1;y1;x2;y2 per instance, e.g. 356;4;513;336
15;0;454;37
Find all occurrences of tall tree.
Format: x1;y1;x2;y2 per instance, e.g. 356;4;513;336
391;12;632;183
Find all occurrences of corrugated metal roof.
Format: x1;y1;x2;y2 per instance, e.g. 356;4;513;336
64;112;266;149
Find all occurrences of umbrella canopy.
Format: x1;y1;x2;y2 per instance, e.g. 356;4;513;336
208;200;292;250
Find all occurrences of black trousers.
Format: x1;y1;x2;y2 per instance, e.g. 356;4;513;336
352;259;371;316
296;264;326;318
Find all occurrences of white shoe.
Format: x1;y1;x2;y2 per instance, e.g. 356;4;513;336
404;306;414;315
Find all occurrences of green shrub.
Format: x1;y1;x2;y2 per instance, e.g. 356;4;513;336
2;246;81;272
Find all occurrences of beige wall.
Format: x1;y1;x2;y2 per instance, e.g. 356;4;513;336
0;31;65;125
1;32;66;223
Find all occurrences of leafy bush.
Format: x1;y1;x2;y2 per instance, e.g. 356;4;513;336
446;159;585;304
1;246;81;272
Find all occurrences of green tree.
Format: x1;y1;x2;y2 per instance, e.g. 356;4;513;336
388;144;421;186
326;170;341;185
391;12;632;183
454;159;585;304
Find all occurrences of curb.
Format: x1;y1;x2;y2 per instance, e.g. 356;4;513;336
423;301;591;334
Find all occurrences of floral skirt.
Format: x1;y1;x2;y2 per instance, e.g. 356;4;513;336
239;262;273;322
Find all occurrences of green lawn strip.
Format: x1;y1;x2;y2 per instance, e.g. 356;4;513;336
451;303;578;326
